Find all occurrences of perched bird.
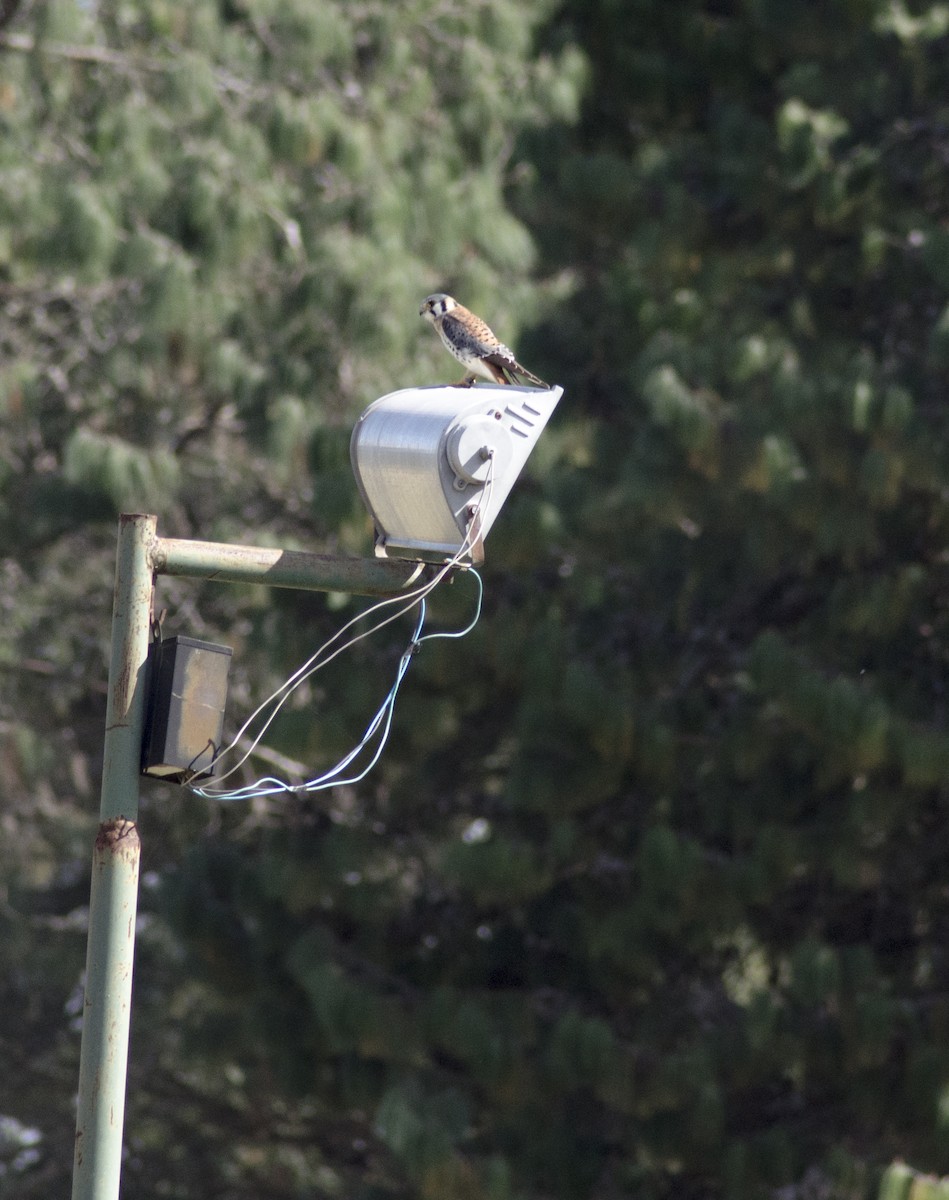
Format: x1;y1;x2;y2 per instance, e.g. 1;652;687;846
419;293;548;388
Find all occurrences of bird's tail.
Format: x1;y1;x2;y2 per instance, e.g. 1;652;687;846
512;362;549;389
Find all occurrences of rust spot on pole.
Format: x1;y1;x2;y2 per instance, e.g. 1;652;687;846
93;818;140;861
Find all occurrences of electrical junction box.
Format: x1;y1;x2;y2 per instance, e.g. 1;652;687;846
350;384;563;562
141;636;232;783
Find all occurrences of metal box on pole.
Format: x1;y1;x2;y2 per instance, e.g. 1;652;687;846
141;635;232;782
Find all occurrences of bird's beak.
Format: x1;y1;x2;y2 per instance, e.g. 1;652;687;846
418;304;428;317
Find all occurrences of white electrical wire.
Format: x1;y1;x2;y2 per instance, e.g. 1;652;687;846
193;561;452;789
188;463;496;801
189;569;483;801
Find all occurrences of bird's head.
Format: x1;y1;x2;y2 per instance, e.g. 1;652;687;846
419;293;456;323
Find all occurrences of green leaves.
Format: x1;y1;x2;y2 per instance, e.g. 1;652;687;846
777;97;850;190
63;427;181;510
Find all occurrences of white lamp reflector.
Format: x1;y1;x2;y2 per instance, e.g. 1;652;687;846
350;384;563;561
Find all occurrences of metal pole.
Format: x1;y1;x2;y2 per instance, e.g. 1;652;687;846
72;514;155;1200
150;533;429;595
71;513;444;1198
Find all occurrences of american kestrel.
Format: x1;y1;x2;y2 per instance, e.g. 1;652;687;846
419;293;548;388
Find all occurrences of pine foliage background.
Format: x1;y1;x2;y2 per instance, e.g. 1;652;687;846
4;1;949;1197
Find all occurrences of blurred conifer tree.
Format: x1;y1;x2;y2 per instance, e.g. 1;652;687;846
5;1;949;1198
0;0;580;1194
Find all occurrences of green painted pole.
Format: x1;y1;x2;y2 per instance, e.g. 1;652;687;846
71;513;437;1198
72;514;155;1200
150;533;429;595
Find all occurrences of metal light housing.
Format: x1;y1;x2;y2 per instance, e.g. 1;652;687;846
350;384;563;562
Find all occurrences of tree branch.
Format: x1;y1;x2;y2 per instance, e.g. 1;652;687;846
0;0;22;34
0;29;171;69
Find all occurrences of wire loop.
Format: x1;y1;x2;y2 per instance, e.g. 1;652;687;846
187;465;494;802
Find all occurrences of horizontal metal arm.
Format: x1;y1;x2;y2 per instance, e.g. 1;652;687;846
149;532;430;595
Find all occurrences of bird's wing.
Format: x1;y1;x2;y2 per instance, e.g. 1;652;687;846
442;308;502;356
444;308;548;387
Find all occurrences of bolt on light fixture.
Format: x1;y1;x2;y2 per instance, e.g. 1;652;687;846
350;383;563;562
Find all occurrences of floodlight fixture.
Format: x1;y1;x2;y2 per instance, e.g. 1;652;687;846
350;383;563;562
